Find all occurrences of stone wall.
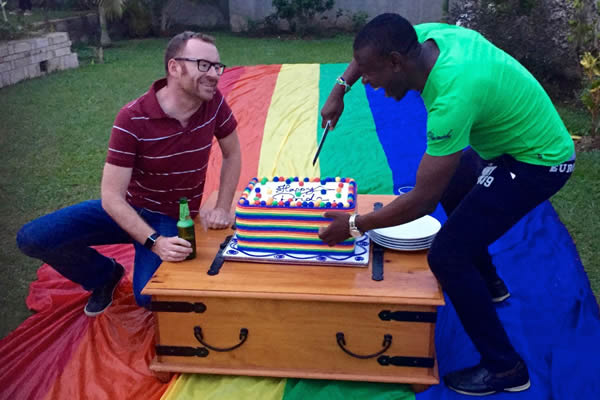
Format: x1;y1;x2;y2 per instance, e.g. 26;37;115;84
31;13;100;45
229;0;446;32
0;32;79;88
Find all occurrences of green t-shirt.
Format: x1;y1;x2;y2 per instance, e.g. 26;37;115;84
418;23;574;165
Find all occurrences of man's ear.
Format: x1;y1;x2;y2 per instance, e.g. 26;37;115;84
389;51;405;72
167;58;180;78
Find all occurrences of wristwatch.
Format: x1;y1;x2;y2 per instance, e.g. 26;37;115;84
348;214;363;238
144;232;161;249
336;76;351;93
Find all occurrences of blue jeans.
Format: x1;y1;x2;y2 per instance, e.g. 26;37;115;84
16;200;178;307
428;148;575;371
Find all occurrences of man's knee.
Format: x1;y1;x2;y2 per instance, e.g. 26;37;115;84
16;220;46;257
427;232;472;281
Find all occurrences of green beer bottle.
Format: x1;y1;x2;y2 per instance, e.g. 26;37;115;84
177;197;196;260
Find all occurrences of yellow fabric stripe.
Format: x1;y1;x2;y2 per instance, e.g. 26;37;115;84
258;64;320;178
160;374;286;400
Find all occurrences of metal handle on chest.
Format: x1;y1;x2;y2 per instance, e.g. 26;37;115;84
194;326;249;352
336;332;392;359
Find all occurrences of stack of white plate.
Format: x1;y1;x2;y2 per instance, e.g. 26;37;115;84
368;215;441;251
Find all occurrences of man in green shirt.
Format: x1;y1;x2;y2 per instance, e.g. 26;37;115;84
319;13;575;396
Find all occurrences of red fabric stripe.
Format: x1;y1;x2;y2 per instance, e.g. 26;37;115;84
0;268;93;400
217;65;247;98
203;64;282;203
0;244;171;400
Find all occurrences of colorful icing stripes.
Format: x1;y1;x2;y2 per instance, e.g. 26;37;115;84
235;176;357;255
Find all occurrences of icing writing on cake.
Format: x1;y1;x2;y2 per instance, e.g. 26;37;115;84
239;177;355;209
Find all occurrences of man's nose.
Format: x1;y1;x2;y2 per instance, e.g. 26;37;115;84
206;65;219;78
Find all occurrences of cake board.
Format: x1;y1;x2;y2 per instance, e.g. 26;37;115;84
223;234;370;267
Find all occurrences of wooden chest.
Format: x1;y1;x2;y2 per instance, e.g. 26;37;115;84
143;194;444;388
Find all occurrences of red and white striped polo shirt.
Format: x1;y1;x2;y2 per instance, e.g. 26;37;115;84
106;78;237;219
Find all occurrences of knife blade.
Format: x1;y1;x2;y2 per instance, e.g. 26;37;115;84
207;235;233;276
312;120;332;166
371;202;384;281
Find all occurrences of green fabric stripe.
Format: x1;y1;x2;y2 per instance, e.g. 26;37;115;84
318;64;393;194
282;378;414;400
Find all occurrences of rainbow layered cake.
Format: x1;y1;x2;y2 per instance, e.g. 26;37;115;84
235;176;357;255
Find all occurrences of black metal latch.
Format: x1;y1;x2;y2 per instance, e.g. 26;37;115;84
379;310;437;323
150;301;206;313
207;235;233;276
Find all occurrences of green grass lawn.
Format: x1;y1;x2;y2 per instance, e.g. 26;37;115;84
1;32;598;339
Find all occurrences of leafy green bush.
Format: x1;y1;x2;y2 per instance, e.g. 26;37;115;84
0;20;29;41
449;0;580;99
122;0;152;38
580;52;600;135
351;10;368;31
272;0;334;35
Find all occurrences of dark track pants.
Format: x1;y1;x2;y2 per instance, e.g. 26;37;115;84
428;148;575;371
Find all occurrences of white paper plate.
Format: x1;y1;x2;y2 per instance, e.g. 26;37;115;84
371;215;441;241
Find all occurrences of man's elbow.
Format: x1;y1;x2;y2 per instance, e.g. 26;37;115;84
101;191;122;216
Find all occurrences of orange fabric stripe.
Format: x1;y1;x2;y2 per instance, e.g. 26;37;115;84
203;65;282;201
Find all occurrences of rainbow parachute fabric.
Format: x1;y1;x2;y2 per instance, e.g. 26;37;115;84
1;64;599;400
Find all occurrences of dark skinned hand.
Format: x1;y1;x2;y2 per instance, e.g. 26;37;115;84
318;211;352;246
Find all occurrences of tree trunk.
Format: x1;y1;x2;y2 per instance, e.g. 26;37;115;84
98;3;111;47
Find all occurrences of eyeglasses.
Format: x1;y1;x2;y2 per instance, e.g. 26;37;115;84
173;58;226;76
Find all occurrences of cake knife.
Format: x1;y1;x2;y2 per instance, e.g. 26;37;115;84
312;120;332;166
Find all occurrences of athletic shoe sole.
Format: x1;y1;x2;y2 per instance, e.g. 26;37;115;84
84;268;124;317
449;379;531;396
491;292;511;303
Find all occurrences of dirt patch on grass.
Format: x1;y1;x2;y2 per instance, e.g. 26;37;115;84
575;136;600;153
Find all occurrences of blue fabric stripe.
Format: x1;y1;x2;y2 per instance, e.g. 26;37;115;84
236;215;333;222
236;226;317;233
365;87;446;222
236;236;354;245
363;85;600;399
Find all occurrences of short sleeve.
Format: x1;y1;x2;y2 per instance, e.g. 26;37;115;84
106;108;139;168
213;90;238;139
425;95;472;157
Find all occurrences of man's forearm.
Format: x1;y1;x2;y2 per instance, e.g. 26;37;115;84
341;58;361;86
102;195;155;245
356;192;435;233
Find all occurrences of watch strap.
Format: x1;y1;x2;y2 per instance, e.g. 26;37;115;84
144;232;160;249
348;213;362;237
336;76;351;93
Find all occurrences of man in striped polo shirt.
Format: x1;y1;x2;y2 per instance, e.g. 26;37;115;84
17;32;241;317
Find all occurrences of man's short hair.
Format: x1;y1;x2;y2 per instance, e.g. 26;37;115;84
164;31;216;74
353;13;418;57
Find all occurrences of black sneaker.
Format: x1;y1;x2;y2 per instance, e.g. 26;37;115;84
444;360;531;396
84;262;125;317
487;277;510;303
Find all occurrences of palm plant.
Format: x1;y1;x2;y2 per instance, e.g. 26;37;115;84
86;0;127;47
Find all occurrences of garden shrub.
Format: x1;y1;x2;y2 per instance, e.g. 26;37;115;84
271;0;334;35
449;0;580;98
122;0;152;38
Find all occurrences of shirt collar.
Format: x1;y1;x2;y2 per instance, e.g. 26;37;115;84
140;78;170;119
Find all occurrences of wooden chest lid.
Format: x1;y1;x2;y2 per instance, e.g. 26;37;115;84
143;194;444;306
